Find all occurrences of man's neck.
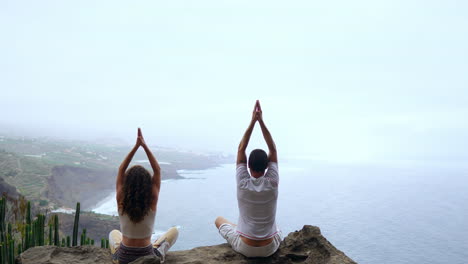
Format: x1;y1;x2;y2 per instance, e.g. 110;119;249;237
250;170;265;178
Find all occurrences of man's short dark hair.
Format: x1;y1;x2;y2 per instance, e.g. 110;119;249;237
248;149;268;172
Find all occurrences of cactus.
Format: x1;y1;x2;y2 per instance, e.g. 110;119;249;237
80;228;87;246
33;219;37;246
106;239;109;249
8;240;14;264
83;229;86;245
0;197;6;244
30;220;35;248
37;214;45;246
36;217;40;246
2;198;6;235
0;243;3;264
35;216;39;246
54;215;59;246
24;224;30;250
66;236;70;247
29;228;33;248
16;244;22;256
1;242;6;264
0;199;87;262
91;239;94;246
48;224;53;245
101;238;105;248
42;214;45;246
72;203;80;246
35;215;41;246
0;198;3;238
24;201;32;250
26;202;31;226
1;241;5;264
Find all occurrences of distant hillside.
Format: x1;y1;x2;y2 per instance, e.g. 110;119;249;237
0;149;50;201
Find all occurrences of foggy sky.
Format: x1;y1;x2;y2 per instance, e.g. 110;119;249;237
1;0;467;162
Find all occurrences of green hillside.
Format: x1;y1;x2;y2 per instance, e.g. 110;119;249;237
0;150;50;200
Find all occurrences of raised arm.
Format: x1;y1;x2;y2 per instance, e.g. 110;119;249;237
138;129;161;191
237;101;259;164
256;102;278;163
116;130;141;193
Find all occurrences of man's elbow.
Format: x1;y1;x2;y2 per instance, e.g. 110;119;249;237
153;169;161;178
269;146;277;154
238;145;246;153
154;167;161;175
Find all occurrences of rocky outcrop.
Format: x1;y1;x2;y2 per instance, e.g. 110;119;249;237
47;166;117;210
18;225;356;264
0;176;20;199
18;246;113;264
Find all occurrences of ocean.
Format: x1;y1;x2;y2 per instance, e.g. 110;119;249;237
93;159;468;264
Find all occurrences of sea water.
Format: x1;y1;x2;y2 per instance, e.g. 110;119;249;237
93;159;468;264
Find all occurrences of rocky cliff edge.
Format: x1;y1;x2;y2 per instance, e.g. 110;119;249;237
18;225;357;264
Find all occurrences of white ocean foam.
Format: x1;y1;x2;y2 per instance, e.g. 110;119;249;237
135;160;171;165
92;192;118;216
24;153;45;158
52;207;75;214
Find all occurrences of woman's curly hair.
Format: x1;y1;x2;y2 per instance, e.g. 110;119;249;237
120;165;154;223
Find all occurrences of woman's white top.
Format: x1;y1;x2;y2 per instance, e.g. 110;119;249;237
119;209;155;239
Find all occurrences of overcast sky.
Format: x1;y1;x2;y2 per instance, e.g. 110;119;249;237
1;0;467;162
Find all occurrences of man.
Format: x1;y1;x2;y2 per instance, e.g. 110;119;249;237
215;100;282;257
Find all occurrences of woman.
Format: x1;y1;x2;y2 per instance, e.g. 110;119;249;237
109;128;178;264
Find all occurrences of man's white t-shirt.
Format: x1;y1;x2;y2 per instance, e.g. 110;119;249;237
236;162;279;240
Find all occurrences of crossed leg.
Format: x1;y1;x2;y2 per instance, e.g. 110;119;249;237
108;227;179;263
153;226;179;259
215;216;236;229
109;230;122;263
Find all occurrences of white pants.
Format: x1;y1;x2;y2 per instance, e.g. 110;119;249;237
218;223;282;257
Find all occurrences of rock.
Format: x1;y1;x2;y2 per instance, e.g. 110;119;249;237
18;225;356;264
129;256;161;264
18;246;113;264
158;225;357;264
0;176;20;200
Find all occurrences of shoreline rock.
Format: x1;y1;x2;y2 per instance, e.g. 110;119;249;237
18;225;356;264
